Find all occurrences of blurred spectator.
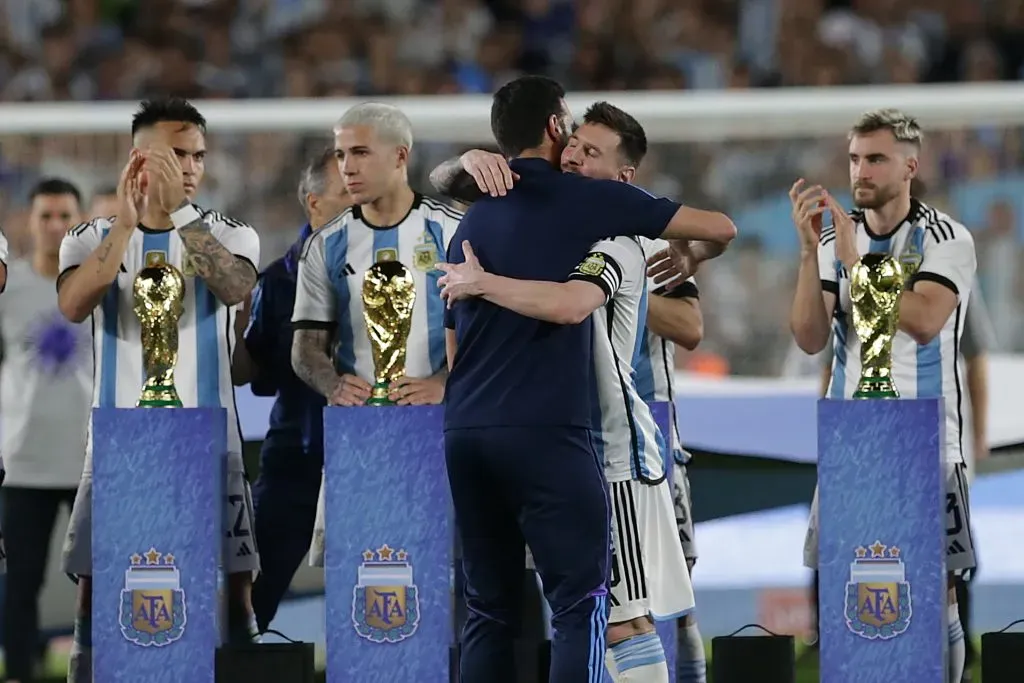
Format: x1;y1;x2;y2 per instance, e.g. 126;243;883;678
3;0;1024;374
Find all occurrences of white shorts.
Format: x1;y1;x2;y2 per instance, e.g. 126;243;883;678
309;470;325;567
62;467;260;576
609;478;695;624
803;461;976;573
672;463;697;563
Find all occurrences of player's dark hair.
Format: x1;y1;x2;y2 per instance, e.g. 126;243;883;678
131;98;207;137
490;75;566;158
29;178;82;207
582;101;648;167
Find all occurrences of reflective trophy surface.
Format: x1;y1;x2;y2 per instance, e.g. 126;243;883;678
362;261;416;406
133;262;186;408
849;252;904;399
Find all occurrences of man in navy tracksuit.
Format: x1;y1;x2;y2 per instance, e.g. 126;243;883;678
440;75;736;683
233;148;351;631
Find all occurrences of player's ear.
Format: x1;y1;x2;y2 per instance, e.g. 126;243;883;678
546;115;563;145
396;145;409;167
305;192;317;218
905;155;918;181
619;166;636;183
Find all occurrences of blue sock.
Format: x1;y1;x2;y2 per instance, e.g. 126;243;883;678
609;631;668;682
69;616;93;683
677;622;707;683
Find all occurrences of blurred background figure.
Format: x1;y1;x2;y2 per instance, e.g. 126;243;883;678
85;186;117;220
0;179;91;683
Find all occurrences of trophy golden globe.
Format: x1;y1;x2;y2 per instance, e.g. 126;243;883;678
362;261;416;406
849;253;904;399
133;262;186;408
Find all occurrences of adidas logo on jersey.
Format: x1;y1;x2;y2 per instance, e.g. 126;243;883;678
948;540;966;555
236;542;253;558
343;264;356;276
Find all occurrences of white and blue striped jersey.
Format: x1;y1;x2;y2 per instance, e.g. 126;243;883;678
292;194;461;380
569;236;666;484
818;198;976;464
634;238;699;465
58;209;261;474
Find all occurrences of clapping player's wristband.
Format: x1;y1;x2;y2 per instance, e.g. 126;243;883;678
170;202;202;230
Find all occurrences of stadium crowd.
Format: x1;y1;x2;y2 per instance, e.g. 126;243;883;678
2;0;1024;373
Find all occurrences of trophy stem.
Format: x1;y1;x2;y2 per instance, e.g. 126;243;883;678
853;377;900;400
366;381;396;407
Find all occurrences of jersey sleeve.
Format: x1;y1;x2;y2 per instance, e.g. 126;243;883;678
960;280;996;360
210;216;261;270
579;179;681;243
817;226;839;296
567;237;644;304
59;220;104;276
292;232;335;328
914;224;976;300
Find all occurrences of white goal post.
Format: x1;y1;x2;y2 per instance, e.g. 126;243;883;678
1;83;1023;141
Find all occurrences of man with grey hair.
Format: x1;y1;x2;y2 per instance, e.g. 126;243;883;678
291;103;462;567
232;146;351;631
789;108;977;683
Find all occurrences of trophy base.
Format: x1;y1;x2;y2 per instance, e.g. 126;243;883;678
853;380;900;400
137;385;184;408
366;382;396;407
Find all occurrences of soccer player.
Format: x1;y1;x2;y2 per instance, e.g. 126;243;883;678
440;75;736;683
234;147;352;632
432;103;710;683
789;108;977;683
57;98;262;682
290;103;460;567
0;179;87;683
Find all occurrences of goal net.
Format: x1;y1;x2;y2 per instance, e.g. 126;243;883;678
1;83;1020;375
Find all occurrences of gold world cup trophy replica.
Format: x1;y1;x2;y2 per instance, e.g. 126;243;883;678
362;260;416;406
134;262;186;408
849;252;904;399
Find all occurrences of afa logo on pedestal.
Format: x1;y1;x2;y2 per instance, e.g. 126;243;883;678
119;547;187;647
352;544;420;644
844;540;912;640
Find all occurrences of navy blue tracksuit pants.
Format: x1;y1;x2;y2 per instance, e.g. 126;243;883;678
250;461;322;632
446;426;611;683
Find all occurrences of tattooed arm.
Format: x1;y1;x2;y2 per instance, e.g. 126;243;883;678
428;156;487;204
291;328;341;398
173;203;258;306
57;219;134;323
289;227;373;406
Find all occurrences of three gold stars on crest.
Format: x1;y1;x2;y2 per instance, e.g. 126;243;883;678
130;547;175;566
362;544;409;563
854;540;900;559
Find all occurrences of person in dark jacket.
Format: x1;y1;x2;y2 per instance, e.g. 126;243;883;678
233;147;351;631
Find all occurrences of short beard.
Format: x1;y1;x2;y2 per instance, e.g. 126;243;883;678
852;183;898;210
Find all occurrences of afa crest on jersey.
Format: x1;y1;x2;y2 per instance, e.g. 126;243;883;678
352;545;420;643
119;548;187;647
844;541;912;640
413;231;440;272
898;236;923;283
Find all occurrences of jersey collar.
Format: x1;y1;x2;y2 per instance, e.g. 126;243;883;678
352;193;422;231
862;197;923;241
